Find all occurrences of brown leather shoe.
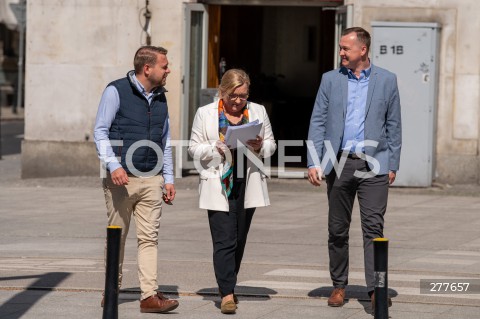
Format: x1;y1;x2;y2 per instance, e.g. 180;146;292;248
140;291;179;313
328;288;345;307
370;292;392;311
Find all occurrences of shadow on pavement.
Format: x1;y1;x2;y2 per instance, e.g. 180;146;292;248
122;285;180;297
0;120;23;157
308;285;398;314
0;272;70;319
157;285;180;299
308;284;398;299
197;286;277;309
115;285;181;314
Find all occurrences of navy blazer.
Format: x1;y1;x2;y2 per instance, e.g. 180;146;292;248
307;64;402;175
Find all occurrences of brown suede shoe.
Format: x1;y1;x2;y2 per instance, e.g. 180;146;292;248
218;289;239;304
221;299;237;314
370;292;392;311
140;291;179;313
327;288;346;307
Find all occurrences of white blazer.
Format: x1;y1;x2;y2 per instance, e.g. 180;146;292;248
188;101;277;211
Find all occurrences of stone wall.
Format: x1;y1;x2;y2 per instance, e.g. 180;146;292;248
22;0;186;178
347;0;480;184
23;0;480;183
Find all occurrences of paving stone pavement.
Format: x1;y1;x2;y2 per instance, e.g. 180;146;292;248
1;152;479;318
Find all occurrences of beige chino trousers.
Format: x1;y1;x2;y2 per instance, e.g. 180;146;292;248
103;173;164;300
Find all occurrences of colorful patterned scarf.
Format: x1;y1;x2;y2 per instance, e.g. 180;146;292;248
218;99;249;197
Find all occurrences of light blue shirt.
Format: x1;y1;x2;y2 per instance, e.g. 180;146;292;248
341;66;371;153
93;73;174;184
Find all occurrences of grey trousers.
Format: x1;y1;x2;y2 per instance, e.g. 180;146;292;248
326;157;389;292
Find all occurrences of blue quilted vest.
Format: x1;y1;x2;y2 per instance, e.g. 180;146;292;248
107;73;168;174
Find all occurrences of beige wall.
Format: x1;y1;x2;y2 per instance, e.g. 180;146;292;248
23;0;480;183
347;0;480;183
23;0;188;177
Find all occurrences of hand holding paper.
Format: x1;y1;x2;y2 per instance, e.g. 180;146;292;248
224;120;263;149
246;135;263;152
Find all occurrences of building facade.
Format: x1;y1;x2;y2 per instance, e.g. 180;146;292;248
22;0;480;185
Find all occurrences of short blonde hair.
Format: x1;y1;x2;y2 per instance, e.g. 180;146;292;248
218;69;250;98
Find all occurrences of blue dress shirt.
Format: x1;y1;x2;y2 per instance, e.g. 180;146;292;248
94;73;174;184
341;67;371;153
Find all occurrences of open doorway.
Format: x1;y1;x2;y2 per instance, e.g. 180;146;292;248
182;3;338;169
208;5;336;166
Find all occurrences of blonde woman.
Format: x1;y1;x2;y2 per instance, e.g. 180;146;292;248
188;69;276;314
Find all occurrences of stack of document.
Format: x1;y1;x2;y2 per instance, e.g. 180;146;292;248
224;120;263;149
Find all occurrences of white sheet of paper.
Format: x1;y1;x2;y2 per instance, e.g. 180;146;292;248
224;120;262;149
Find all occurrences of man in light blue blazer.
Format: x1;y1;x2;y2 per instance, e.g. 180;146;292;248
307;27;401;309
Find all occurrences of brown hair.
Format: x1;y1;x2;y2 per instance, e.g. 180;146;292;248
133;46;168;74
218;69;251;98
341;27;371;53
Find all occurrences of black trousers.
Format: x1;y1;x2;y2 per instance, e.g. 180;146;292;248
208;179;255;297
326;157;389;292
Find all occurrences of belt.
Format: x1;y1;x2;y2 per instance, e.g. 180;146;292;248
338;152;363;159
348;153;362;159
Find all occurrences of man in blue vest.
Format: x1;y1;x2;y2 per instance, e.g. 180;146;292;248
94;46;178;313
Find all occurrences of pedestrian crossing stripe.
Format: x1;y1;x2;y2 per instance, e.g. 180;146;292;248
263;269;478;283
241;267;480;301
411;258;477;265
435;250;480;257
238;280;480;300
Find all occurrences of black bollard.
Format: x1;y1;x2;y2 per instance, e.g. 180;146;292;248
373;238;389;319
103;226;122;319
0;104;2;160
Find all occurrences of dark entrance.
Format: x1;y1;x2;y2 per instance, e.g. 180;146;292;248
208;5;336;166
